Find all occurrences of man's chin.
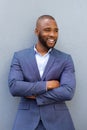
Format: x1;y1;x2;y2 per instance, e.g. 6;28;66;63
46;46;54;50
48;44;56;49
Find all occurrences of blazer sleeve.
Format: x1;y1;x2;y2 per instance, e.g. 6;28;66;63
36;55;76;106
8;52;47;97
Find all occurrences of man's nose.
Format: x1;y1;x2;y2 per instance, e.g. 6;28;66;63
49;31;55;37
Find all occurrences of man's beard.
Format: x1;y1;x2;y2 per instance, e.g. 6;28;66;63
38;33;56;50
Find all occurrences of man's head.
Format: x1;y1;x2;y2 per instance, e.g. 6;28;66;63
35;15;59;50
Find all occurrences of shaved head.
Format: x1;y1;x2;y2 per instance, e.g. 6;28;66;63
36;15;56;28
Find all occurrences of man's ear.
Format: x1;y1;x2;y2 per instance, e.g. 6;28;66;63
35;28;39;35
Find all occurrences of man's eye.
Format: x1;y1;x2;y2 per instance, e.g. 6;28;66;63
55;29;58;32
44;29;51;31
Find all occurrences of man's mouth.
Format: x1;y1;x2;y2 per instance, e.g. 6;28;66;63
47;39;56;44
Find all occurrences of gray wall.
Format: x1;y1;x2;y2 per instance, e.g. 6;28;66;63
0;0;87;130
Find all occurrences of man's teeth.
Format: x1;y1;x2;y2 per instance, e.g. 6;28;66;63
48;39;55;42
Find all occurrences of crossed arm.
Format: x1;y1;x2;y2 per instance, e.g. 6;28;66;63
26;80;60;99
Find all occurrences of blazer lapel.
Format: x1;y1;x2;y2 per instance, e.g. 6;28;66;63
42;49;56;80
29;47;41;80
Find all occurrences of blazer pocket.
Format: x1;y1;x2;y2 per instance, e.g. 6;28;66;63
54;103;68;111
18;101;30;110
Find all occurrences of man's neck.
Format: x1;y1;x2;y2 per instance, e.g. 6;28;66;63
35;43;49;56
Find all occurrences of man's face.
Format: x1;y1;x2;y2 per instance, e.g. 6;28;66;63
35;18;59;50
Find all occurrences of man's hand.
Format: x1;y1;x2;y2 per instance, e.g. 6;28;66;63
25;96;36;99
46;80;60;90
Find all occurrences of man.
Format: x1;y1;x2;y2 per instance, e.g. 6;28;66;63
8;15;76;130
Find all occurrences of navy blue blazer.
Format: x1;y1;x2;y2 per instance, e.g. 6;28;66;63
8;46;76;130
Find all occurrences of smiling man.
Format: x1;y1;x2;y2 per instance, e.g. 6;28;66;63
8;15;76;130
35;15;58;52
